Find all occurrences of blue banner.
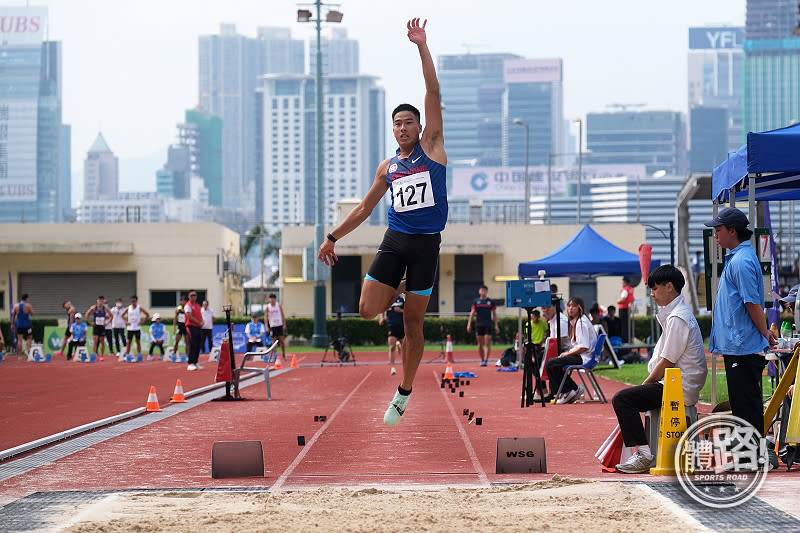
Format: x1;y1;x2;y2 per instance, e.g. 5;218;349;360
212;324;248;353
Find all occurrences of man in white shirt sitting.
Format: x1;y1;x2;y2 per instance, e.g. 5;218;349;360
613;265;707;473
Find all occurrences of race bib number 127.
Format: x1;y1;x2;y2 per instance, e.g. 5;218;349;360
392;171;435;213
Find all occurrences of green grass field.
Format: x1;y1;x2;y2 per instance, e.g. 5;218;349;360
594;364;776;406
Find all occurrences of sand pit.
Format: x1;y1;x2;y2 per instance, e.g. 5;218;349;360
60;477;706;533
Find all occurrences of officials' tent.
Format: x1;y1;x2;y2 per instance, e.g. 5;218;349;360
712;122;800;203
518;224;660;279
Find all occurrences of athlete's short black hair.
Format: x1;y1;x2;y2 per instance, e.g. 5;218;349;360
392;103;420;122
647;264;685;293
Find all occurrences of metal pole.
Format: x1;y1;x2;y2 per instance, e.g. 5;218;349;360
546;154;552;223
576;121;582;224
260;227;265;315
311;0;327;347
669;220;675;266
523;123;529;224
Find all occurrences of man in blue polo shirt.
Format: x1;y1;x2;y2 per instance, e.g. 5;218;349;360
706;207;777;437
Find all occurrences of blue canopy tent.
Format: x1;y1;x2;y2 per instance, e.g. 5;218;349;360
712;122;800;203
518;224;661;279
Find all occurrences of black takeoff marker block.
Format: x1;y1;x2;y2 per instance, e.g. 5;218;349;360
476;418;482;426
297;436;306;446
463;408;469;416
459;391;464;397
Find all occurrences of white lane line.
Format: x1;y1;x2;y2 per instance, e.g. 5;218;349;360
270;371;372;492
434;371;489;485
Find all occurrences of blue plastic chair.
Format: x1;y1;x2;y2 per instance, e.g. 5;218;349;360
555;333;608;403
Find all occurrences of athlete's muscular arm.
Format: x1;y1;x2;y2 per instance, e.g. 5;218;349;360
407;18;445;165
318;159;390;265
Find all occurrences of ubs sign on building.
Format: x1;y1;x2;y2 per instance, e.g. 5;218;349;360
0;6;69;222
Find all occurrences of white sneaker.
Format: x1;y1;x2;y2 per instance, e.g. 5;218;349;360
187;364;197;371
384;390;410;425
557;388;579;404
616;450;655;474
390;367;397;375
195;364;204;370
495;359;502;366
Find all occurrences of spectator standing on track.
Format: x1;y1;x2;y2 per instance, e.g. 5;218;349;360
12;293;35;356
66;312;87;360
379;294;405;375
108;297;127;356
612;265;707;474
57;300;77;357
317;18;446;425
466;285;499;367
266;293;287;360
148;313;166;359
173;295;188;356
185;290;204;371
122;295;149;357
467;285;500;366
617;277;635;343
545;296;598;404
200;300;214;354
245;314;266;353
705;208;778;437
86;296;111;361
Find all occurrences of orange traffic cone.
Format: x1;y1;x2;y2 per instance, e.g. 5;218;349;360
290;354;298;368
274;355;283;369
171;379;186;403
145;385;161;412
445;335;454;363
444;363;454;380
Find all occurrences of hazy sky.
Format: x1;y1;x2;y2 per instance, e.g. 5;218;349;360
13;0;744;198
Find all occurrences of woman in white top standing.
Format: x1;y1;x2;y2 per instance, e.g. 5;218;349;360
544;296;598;404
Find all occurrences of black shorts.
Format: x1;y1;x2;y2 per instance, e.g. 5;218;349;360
366;228;440;295
93;325;106;337
177;323;187;335
127;330;141;341
63;328;72;338
387;323;405;340
271;325;284;337
16;326;33;339
475;325;492;337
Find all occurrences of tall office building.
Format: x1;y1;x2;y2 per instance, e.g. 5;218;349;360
438;53;521;166
183;108;222;207
83;133;118;201
687;26;744;171
198;24;304;215
502;58;564;167
0;6;69;222
586;111;687;175
258;74;385;227
308;27;359;75
743;1;800;133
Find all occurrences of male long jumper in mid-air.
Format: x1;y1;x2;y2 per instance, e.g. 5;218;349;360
318;17;447;425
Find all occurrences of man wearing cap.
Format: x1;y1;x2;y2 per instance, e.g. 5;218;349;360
706;207;777;438
66;313;87;361
245;314;266;353
149;313;166;360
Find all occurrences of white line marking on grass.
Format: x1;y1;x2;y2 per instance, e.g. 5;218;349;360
434;371;489;486
270;371;372;492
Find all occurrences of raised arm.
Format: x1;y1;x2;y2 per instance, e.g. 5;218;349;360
407;18;445;164
318;159;390;265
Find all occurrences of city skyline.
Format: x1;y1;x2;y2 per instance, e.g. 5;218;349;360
7;0;744;202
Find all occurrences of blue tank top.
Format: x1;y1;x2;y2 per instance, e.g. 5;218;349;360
16;302;31;328
386;143;447;234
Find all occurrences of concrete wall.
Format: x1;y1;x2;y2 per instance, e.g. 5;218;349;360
280;223;653;318
0;223;244;317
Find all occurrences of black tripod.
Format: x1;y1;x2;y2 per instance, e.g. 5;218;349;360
321;311;356;366
521;306;548;408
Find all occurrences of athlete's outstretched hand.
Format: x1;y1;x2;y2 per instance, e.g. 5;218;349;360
407;18;427;45
318;239;338;266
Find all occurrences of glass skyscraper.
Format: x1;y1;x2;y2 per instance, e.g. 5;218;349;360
0;6;69;222
743;1;800;133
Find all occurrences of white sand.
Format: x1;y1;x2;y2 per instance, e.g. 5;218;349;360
61;477;706;533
